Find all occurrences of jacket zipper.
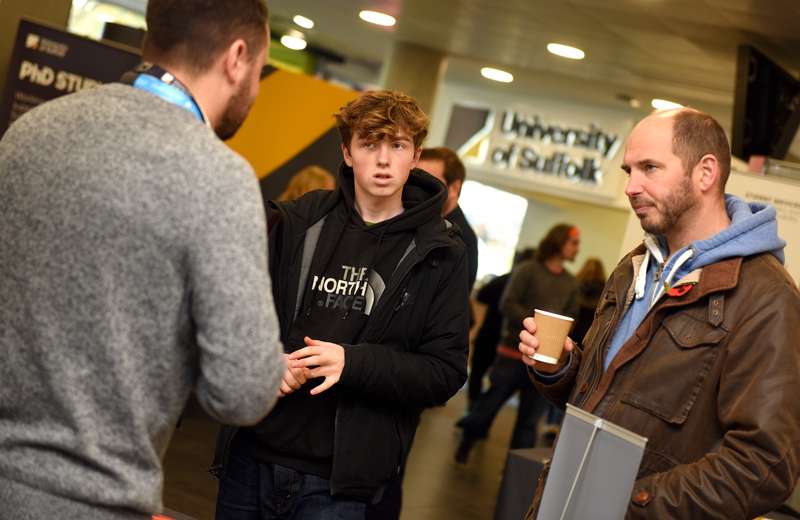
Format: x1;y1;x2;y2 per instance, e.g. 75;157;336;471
330;406;341;495
359;242;446;340
573;278;635;408
329;241;448;495
574;309;616;408
576;261;675;409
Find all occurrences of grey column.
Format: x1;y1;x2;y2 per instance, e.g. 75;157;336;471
379;41;447;116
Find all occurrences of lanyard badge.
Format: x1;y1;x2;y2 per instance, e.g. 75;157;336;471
124;63;207;124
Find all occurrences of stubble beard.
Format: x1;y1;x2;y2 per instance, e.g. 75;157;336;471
639;176;696;236
215;81;255;141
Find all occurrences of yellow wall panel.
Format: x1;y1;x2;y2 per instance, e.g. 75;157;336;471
226;69;358;179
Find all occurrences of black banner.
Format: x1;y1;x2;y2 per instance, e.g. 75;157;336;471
0;18;140;137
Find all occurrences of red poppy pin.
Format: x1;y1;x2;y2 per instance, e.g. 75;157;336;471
666;282;696;297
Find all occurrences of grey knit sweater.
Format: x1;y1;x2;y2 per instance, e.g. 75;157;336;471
0;84;284;518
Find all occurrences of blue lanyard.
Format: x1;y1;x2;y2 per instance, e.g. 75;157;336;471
132;72;205;123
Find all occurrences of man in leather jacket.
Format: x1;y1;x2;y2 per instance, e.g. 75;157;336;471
518;108;800;519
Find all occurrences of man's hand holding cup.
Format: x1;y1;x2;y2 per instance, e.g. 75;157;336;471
518;310;575;374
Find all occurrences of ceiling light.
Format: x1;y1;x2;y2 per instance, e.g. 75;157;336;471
481;67;513;83
280;34;307;51
293;15;314;29
547;43;585;60
651;98;683;110
359;10;396;27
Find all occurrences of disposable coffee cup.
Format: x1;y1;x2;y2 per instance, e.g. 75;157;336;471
531;309;573;373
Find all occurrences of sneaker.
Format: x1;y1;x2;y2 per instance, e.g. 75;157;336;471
454;434;475;464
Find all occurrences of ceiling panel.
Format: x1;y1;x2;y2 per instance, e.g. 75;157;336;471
267;0;800;111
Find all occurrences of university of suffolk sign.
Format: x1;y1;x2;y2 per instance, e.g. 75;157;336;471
443;104;623;187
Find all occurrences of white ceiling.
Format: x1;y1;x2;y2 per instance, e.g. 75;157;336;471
267;0;800;115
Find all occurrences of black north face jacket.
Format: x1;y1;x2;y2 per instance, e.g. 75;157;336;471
213;165;470;501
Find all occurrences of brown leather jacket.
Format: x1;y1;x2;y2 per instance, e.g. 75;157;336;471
526;245;800;519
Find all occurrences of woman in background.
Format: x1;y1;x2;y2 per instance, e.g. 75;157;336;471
571;257;607;344
277;164;335;201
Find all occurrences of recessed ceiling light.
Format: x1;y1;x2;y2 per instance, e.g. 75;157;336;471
359;10;396;27
481;67;513;83
651;98;683;110
547;43;585;60
293;15;314;29
280;34;307;51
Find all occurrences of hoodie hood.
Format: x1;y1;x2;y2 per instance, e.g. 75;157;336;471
634;194;786;306
605;194;786;371
688;194;785;267
337;163;446;234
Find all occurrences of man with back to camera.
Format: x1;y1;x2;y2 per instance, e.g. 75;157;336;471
0;1;285;518
213;90;470;519
418;147;479;291
518;108;800;518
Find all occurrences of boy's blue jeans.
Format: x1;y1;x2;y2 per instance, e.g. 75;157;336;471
215;452;366;520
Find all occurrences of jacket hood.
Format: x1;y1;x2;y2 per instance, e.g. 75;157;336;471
337;162;446;234
689;194;785;267
634;194;786;306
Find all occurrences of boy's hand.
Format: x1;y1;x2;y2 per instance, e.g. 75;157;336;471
289;337;345;395
279;354;308;397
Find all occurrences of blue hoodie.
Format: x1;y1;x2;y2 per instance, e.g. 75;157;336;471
603;195;786;370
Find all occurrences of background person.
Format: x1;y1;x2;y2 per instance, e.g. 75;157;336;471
277;164;335;201
537;256;607;446
571;257;607;345
519;108;800;519
465;248;536;408
455;225;579;463
418;146;479;291
0;1;285;518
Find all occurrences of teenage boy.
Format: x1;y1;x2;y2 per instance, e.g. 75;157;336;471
214;90;470;519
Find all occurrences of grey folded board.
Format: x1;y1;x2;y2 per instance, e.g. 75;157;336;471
537;404;647;520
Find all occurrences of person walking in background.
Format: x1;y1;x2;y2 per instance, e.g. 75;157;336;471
519;108;800;518
0;1;285;518
455;225;579;464
278;164;335;201
536;256;608;446
466;248;536;408
214;90;470;520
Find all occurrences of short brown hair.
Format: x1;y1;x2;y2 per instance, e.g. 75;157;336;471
419;147;466;186
143;0;269;73
671;109;731;191
536;224;577;262
335;90;429;150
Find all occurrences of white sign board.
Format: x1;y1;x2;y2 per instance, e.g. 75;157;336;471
429;84;636;207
